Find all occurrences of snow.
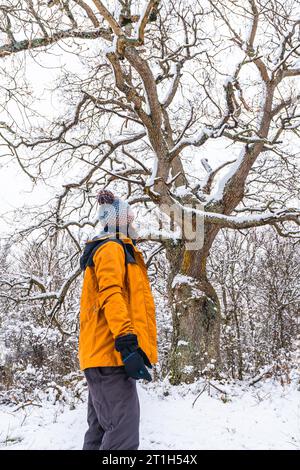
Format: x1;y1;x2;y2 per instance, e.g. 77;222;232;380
171;196;300;227
0;342;7;367
0;379;299;450
145;154;158;188
133;2;150;41
171;127;213;153
159;62;179;106
107;131;147;146
172;274;196;288
208;147;246;203
172;185;191;197
178;340;189;346
103;35;118;55
140;79;152;116
112;2;122;22
137;226;181;241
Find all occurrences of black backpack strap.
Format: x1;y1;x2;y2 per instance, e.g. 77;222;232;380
80;237;136;271
120;240;136;265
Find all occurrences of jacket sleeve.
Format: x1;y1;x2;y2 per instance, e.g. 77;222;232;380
93;241;134;339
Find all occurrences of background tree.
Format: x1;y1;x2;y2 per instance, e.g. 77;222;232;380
0;0;299;384
209;228;300;383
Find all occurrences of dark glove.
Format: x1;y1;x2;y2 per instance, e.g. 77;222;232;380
115;334;152;382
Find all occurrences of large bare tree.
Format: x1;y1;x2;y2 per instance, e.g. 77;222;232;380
0;0;299;383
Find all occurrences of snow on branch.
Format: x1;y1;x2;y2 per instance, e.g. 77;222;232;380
133;1;160;45
171;195;300;230
0;27;112;58
201;159;236;195
207;145;258;205
169;127;214;159
160;62;183;108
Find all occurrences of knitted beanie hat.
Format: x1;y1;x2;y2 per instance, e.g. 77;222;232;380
97;189;135;228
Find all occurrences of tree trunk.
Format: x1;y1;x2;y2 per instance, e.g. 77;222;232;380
165;237;221;384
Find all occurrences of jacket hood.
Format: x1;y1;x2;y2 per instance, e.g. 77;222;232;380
80;226;138;271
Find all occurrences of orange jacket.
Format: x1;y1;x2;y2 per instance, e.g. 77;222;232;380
78;233;158;370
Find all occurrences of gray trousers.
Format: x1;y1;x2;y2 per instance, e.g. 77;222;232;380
82;366;140;450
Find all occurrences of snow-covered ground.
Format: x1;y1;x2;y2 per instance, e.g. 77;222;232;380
0;379;299;450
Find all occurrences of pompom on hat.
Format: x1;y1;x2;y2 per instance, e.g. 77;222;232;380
96;189;135;229
97;189;115;205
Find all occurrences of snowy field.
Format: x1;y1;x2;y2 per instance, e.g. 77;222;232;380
0;378;299;450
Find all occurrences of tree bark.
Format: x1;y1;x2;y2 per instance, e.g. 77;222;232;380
165;231;221;384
